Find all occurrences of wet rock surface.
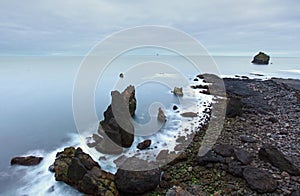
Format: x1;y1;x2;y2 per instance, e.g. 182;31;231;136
251;51;270;65
11;156;43;166
98;85;136;149
53;147;118;196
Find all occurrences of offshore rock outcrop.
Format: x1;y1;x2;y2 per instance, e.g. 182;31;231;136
11;156;43;166
53;147;118;196
251;51;270;65
98;85;136;149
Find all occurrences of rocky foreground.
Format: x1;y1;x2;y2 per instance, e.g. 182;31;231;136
12;75;300;195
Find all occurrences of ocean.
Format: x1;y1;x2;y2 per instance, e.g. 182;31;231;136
0;55;299;195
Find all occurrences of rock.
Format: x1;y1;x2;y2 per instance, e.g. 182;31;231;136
228;161;244;177
180;112;197;118
99;85;136;148
259;145;300;175
291;188;300;196
115;158;161;194
173;87;183;96
137;139;151;150
166;186;193;196
239;135;257;143
197;150;225;166
267;117;278;123
226;96;243;117
213;144;234;157
157;107;167;122
173;105;178;110
11;156;43;166
234;148;253;165
49;164;55;172
53;147;118;196
243;167;277;193
251;52;270;65
119;73;124;78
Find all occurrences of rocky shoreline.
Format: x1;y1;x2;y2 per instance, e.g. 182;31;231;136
11;75;300;195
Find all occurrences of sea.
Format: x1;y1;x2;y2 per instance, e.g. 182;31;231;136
0;54;299;195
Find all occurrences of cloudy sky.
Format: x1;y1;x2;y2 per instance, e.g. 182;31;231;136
0;0;299;56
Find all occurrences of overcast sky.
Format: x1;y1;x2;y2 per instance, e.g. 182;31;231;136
0;0;299;56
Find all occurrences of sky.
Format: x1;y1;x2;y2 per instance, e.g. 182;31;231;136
0;0;300;57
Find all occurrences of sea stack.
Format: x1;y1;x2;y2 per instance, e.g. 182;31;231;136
251;52;270;65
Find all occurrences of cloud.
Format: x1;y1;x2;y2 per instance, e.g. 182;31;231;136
0;0;299;56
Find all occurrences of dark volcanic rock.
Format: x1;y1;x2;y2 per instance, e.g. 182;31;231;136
157;107;167;122
251;52;270;65
173;87;183;96
213;144;234;157
137;139;151;150
115;158;161;194
99;85;136;148
228;161;244;177
243;167;277;193
198;150;225;166
226;96;243;117
53;147;118;196
239;135;257;143
259;145;300;175
234;148;253;165
11;156;43;166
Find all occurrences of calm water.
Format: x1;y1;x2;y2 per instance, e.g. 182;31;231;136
0;55;299;195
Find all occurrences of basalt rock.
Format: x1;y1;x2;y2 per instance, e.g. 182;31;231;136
53;147;118;196
99;85;136;149
251;52;270;65
173;87;183;96
157;107;167;122
11;156;43;166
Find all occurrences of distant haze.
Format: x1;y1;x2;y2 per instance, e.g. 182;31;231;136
0;0;299;57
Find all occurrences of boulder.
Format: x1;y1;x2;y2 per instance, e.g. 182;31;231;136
239;135;257;143
226;96;243;118
115;157;161;194
228;161;245;177
243;167;277;193
137;139;151;150
11;156;43;166
198;150;226;166
213;144;234;157
234;148;253;165
53;147;118;196
173;87;183;96
259;145;300;175
251;52;270;65
99;85;136;148
157;107;167;122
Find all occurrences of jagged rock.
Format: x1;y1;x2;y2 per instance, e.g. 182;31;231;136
251;52;270;65
157;107;167;122
213;144;234;157
239;135;257;143
243;167;277;193
180;112;197;118
228;161;245;177
11;156;43;166
115;157;161;194
137;139;151;150
173;87;183;96
197;150;225;166
226;96;243;117
53;147;118;196
99;85;136;148
166;186;193;196
259;145;300;175
234;149;253;165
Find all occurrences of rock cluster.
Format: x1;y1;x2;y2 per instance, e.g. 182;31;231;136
53;147;118;196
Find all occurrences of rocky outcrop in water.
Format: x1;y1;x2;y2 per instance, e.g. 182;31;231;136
98;85;136;149
251;52;270;65
11;156;43;166
157;107;167;122
173;87;183;96
53;147;118;196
